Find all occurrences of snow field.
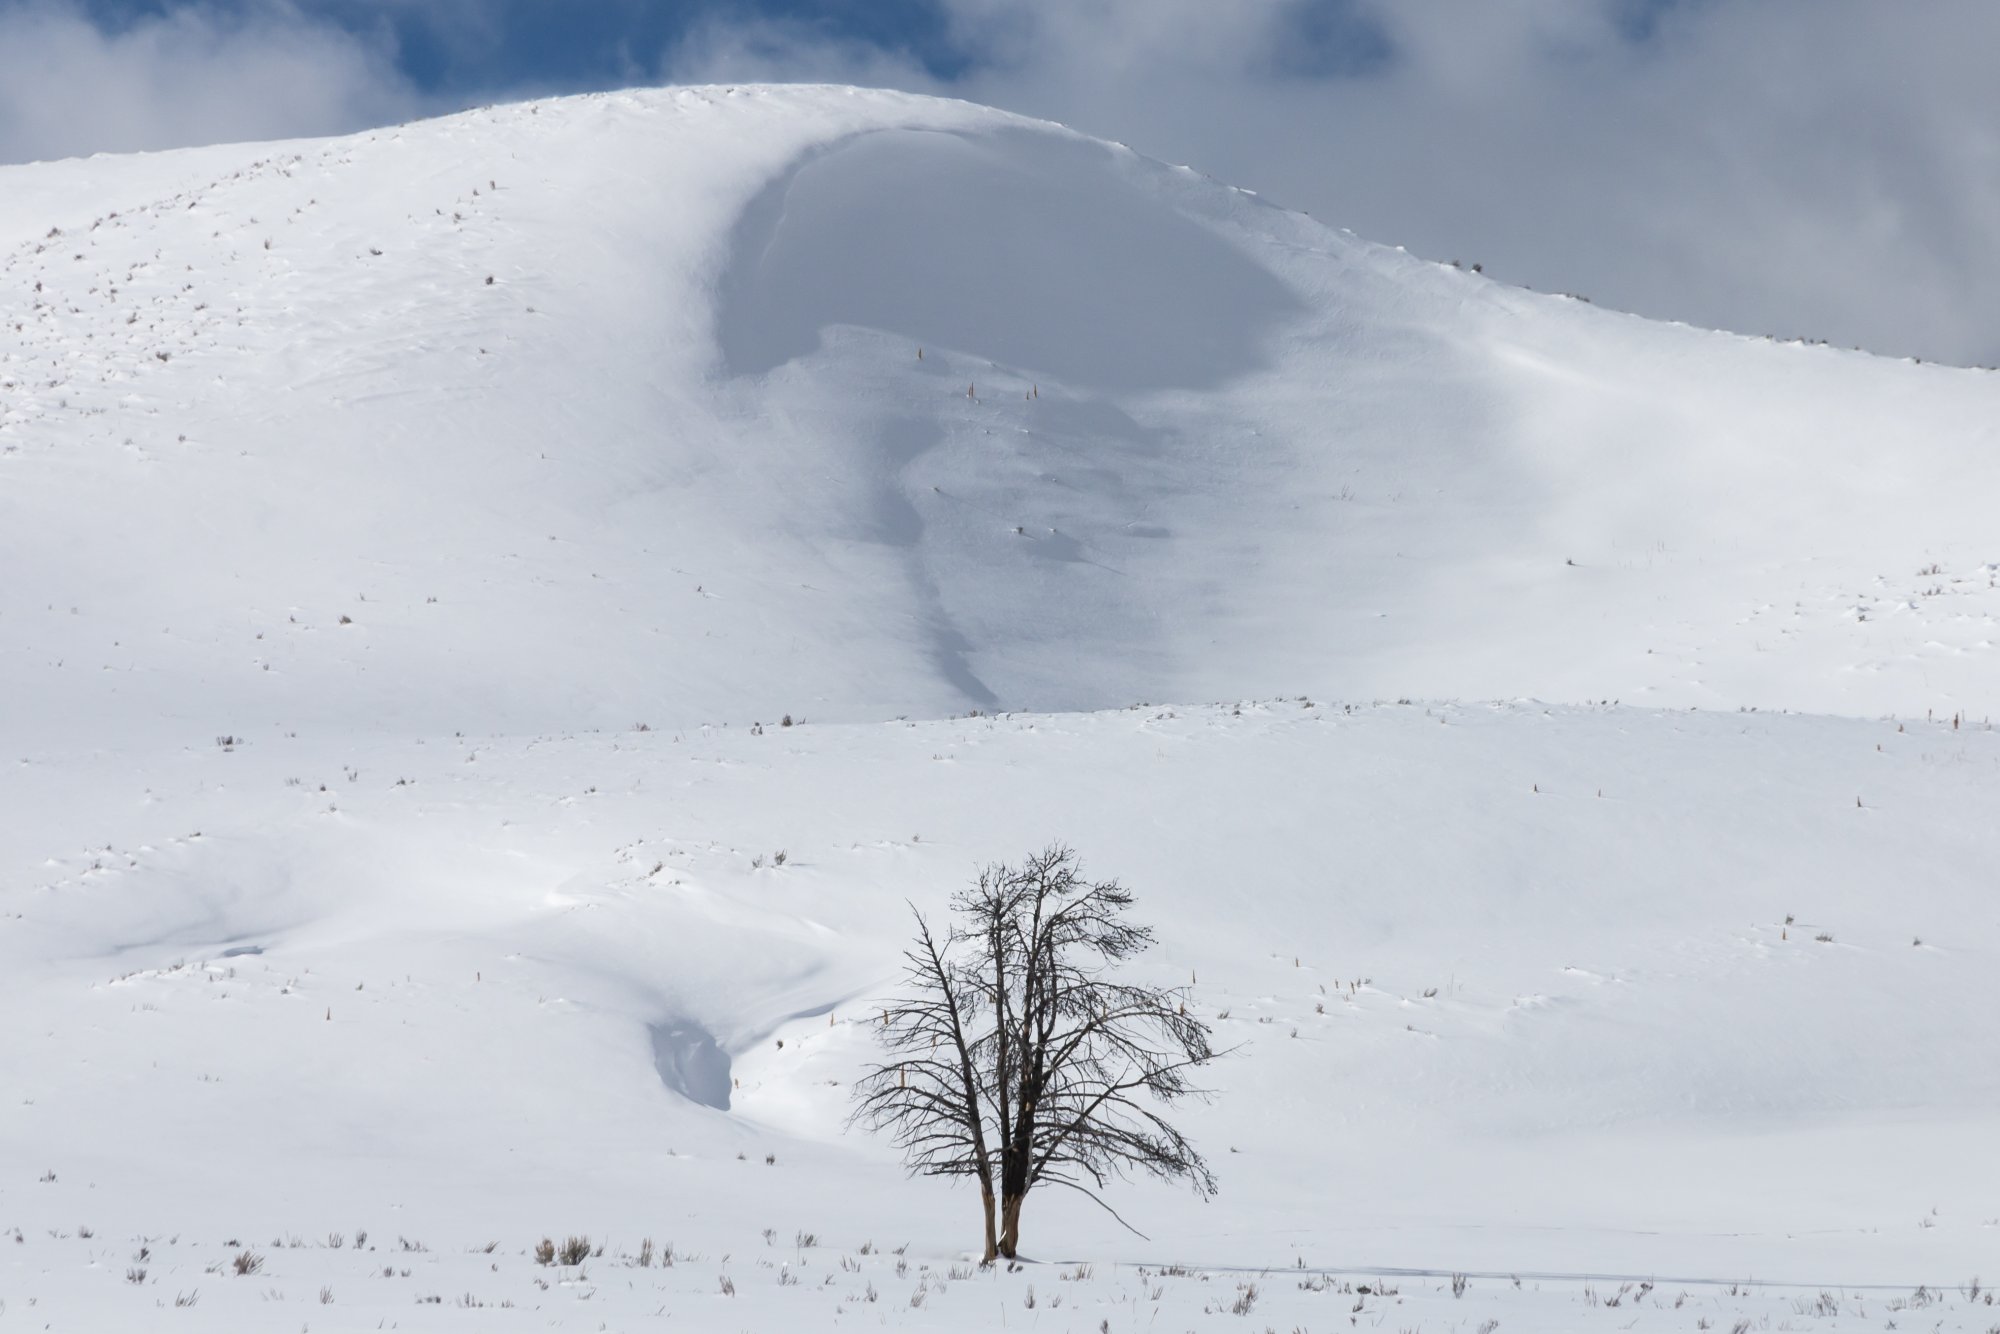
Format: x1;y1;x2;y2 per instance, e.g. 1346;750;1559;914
10;1223;2000;1333
5;702;1997;1313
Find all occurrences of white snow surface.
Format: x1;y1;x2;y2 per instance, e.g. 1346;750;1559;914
6;84;2000;742
3;85;1998;1330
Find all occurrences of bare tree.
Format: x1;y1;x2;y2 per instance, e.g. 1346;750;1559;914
852;845;1218;1262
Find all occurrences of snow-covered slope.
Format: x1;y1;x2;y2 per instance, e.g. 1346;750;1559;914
5;703;2000;1330
5;84;2000;750
4;86;1999;1331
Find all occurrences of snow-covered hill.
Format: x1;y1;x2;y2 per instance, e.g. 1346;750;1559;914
5;84;2000;749
4;86;1998;1331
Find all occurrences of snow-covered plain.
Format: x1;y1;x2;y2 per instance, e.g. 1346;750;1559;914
3;86;1998;1330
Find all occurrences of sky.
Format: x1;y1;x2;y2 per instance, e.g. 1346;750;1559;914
2;0;1998;368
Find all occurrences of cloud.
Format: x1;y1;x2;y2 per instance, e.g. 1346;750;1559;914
660;11;937;92
0;0;422;166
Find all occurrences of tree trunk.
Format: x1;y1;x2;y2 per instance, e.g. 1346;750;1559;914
979;1185;999;1264
997;1193;1025;1259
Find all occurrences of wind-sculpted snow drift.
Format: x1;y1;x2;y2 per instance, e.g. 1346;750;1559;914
2;87;1999;1328
714;126;1302;390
